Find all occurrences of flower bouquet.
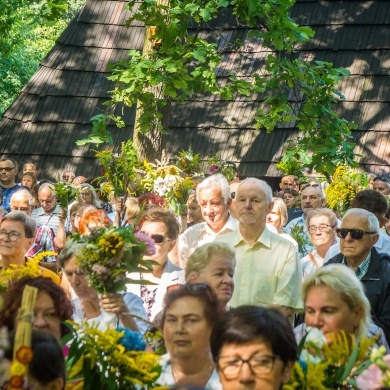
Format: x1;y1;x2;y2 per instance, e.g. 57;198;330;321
0;251;57;292
287;224;312;257
64;321;167;390
175;147;201;175
53;182;79;219
284;328;376;390
355;346;390;389
72;227;156;294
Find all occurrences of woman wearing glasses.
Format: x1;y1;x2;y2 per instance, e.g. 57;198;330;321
210;305;297;390
158;283;223;389
300;208;337;279
126;208;182;320
295;264;389;350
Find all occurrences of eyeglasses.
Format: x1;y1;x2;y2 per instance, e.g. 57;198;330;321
0;230;22;242
11;207;30;212
80;191;92;196
309;224;335;233
336;228;377;240
140;231;171;244
39;198;54;204
0;166;15;172
218;354;279;379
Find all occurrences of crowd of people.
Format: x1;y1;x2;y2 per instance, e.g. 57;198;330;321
0;157;389;388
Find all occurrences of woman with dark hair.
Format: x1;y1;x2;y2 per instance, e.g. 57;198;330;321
282;188;303;223
0;276;73;340
157;284;223;389
6;329;66;390
210;306;297;390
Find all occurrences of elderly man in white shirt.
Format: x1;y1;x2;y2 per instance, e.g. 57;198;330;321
179;174;236;267
217;178;303;316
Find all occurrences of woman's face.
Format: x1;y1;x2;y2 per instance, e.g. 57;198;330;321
79;188;94;204
307;215;336;249
163;296;212;359
26;291;62;340
63;256;95;298
188;200;203;224
21;175;34;189
305;285;362;343
140;220;175;265
191;254;234;306
217;339;293;390
282;193;295;208
266;204;281;228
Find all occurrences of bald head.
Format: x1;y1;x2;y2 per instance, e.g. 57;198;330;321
10;189;34;215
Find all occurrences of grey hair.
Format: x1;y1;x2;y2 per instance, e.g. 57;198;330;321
196;174;231;204
58;238;87;268
271;197;288;226
237;178;273;204
305;208;338;230
343;208;380;233
1;211;37;238
10;189;34;207
303;264;371;338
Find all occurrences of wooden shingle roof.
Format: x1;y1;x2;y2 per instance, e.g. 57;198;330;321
0;0;389;180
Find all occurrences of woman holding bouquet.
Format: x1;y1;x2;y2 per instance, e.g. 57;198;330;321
59;240;149;334
295;264;389;350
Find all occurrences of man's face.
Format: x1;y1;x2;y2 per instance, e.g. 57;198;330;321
301;187;324;213
62;171;74;183
38;187;57;213
372;179;390;195
0;220;34;260
279;176;295;191
339;213;378;264
23;164;37;176
10;195;33;216
235;181;272;227
0;160;17;186
198;187;231;233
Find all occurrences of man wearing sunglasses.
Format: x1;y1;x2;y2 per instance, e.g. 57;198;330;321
324;189;390;260
327;208;390;342
0;158;22;212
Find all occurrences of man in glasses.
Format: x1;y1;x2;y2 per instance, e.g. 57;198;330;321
327;208;390;341
179;174;236;267
325;190;390;261
0;158;22;212
217;178;303;315
0;211;60;284
31;183;61;235
372;176;390;195
10;189;58;272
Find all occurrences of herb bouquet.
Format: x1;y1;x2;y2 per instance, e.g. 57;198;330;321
53;182;79;219
65;321;167;390
72;227;156;294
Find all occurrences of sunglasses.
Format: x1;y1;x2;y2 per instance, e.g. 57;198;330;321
140;231;171;244
231;192;236;199
336;228;377;240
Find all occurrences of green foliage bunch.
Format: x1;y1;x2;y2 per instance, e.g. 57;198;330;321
101;0;358;176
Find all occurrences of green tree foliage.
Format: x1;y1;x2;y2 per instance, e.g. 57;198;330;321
98;0;357;177
0;0;83;115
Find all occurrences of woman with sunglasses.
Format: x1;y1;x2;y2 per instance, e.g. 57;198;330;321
157;283;223;389
210;305;297;390
300;208;337;279
126;208;182;320
295;264;389;350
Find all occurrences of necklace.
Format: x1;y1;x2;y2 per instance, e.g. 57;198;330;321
171;360;214;386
